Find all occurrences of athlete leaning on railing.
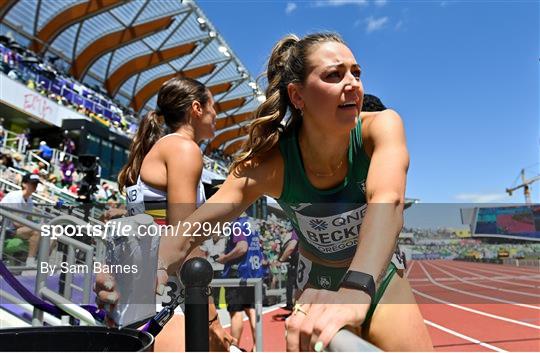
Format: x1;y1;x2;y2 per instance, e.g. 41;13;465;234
97;32;434;351
94;77;235;351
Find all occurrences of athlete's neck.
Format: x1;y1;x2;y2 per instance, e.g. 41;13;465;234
173;125;197;143
298;123;349;173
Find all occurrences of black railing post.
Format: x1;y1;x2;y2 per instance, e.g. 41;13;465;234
180;257;213;352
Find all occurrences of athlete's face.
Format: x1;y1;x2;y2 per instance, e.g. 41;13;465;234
194;92;217;141
292;42;364;133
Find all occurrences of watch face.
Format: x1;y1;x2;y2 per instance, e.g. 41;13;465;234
342;271;375;298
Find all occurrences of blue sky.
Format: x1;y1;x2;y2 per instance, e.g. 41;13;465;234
199;0;539;206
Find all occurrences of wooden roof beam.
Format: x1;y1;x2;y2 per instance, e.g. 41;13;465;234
70;15;174;79
105;41;197;96
130;63;216;112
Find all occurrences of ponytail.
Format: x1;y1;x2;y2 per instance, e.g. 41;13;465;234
230;33;344;174
230;35;300;173
118;111;163;191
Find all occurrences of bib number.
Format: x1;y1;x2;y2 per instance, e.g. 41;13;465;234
249;255;261;270
125;184;145;216
296;255;312;290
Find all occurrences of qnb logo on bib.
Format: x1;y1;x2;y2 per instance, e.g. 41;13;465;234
296;204;367;254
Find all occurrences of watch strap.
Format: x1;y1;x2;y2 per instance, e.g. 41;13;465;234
340;271;376;300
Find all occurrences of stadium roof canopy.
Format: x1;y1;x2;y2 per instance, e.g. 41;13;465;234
0;0;260;154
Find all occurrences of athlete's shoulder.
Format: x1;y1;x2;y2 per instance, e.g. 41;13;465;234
159;136;202;164
361;109;402;129
361;109;404;141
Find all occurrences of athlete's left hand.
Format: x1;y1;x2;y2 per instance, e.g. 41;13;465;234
285;288;371;352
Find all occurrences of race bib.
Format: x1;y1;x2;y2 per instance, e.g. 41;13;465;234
126;184;145;216
295;204;367;254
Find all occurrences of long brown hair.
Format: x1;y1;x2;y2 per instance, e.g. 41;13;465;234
118;77;209;191
230;33;345;173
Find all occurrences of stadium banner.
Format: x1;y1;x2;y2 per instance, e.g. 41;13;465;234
472;204;540;241
0;73;90;127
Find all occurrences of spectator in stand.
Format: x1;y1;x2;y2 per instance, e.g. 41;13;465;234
0;173;41;271
59;130;76;155
38;140;52;162
96;181;112;202
17;130;29;154
32;161;48;176
11;153;22;168
0;153;14;169
60;157;75;188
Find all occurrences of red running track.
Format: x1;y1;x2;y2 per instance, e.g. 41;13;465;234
233;260;539;351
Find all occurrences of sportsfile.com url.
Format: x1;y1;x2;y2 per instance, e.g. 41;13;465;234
39;221;252;240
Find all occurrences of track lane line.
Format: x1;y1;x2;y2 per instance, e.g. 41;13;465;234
417;262;539;310
451;261;540;276
423;319;507;352
413;288;540;330
448;261;540;284
427;262;540;298
405;260;415;278
435;262;539;289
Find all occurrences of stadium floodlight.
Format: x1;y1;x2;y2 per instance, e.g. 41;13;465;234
257;94;266;103
218;45;230;57
208;31;217;38
248;81;257;89
197;17;208;31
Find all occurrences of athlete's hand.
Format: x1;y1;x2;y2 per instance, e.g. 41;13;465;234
209;317;238;351
94;269;169;327
94;272;119;327
285;288;371;351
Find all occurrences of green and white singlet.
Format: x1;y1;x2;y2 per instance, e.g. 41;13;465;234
277;119;404;321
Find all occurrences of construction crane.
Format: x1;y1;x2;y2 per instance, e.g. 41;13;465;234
506;169;540;204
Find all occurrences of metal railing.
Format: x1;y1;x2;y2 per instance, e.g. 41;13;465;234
327;329;381;352
0;207;97;326
27;150;51;174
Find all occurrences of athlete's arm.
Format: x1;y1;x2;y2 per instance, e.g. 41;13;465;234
159;147;284;275
217;241;248;264
348;109;409;285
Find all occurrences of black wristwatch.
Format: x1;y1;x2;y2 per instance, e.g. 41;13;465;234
340;271;376;301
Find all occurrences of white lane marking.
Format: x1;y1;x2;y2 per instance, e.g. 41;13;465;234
220;305;283;328
448;262;540;284
413;288;540;330
405;260;415;278
435;262;539;289
409;274;540;283
452;261;540;275
418;262;539;310
428;262;540;298
424;319;507;352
